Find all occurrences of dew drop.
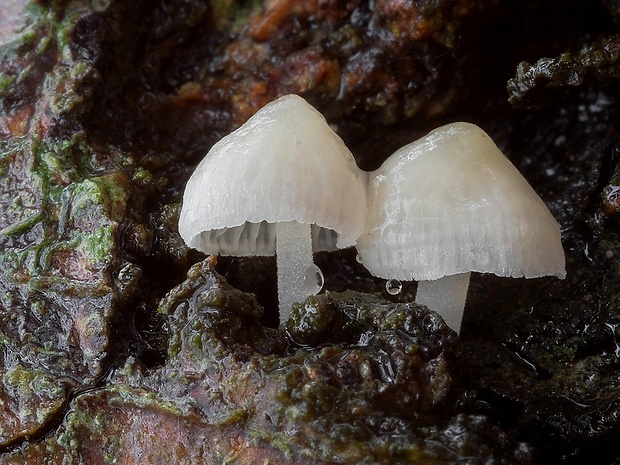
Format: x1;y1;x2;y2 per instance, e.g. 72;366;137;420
303;264;324;295
355;253;363;264
385;279;402;295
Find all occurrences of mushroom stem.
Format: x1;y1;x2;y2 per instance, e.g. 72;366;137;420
416;272;471;334
275;220;315;326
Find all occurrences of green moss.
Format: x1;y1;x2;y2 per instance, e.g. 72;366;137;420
156;261;488;463
508;35;620;107
0;73;17;94
131;167;152;186
211;0;263;31
2;364;67;426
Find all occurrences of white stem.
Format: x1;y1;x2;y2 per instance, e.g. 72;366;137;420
416;272;471;334
275;221;314;327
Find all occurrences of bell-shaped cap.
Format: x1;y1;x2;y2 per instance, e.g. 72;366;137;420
356;122;566;281
179;94;367;256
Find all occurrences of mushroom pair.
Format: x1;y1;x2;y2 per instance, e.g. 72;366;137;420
179;95;566;334
178;95;367;326
355;122;566;333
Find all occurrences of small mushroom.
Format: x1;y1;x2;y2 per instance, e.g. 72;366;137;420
356;122;565;333
179;94;367;326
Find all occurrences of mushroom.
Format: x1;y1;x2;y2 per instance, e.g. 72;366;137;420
179;94;367;326
355;122;566;333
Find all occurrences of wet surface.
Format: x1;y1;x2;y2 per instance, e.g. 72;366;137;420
1;0;620;463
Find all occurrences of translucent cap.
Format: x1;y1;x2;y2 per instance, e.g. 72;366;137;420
179;94;367;256
356;122;566;281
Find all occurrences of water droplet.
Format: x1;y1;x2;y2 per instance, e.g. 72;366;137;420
303;264;324;295
385;279;402;295
355;254;363;264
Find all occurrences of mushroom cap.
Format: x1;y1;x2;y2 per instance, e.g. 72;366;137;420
179;94;367;256
356;122;566;281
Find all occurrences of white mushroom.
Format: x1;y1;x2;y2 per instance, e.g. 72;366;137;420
179;94;367;326
356;122;566;333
